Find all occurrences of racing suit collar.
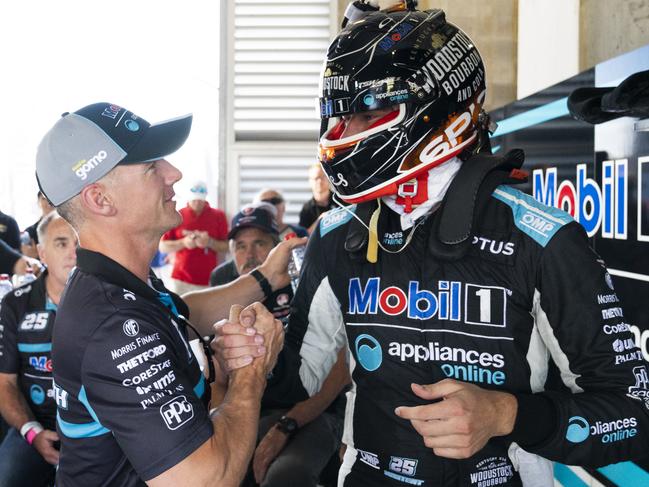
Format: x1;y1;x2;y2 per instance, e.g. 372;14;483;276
75;248;188;317
382;157;462;230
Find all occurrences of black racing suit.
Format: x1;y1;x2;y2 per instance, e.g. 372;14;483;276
264;185;649;486
0;272;57;431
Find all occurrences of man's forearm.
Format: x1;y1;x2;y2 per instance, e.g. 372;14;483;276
0;378;36;430
159;239;185;253
209;238;229;254
183;274;266;336
209;368;266;485
284;349;350;427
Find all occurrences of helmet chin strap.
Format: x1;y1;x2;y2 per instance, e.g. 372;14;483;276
383;157;463;230
395;172;430;214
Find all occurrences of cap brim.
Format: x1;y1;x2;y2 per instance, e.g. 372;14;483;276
228;223;278;240
122;114;192;164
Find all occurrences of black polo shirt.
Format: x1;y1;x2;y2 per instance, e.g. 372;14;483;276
53;249;212;486
0;272;57;430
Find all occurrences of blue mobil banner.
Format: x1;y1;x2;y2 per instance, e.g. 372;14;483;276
490;43;649;487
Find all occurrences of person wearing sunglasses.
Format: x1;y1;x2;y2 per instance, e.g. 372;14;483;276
253;189;308;241
34;102;301;487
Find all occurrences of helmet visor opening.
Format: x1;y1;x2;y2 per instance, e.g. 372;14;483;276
319;103;407;161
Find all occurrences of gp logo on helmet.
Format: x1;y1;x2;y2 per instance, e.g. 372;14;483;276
416;87;486;166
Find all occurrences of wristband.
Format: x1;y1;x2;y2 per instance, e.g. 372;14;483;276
20;421;43;445
250;269;272;298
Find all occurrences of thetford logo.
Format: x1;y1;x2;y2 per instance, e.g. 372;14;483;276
566;415;638;444
533;161;627;239
72;150;108;181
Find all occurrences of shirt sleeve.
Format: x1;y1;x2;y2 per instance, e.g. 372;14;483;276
264;226;346;407
161;226;181;241
0;239;21;275
518;222;649;467
0;294;20;373
81;309;213;480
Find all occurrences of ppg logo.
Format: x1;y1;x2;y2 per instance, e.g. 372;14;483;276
566;416;590;443
355;334;382;372
160;395;194;430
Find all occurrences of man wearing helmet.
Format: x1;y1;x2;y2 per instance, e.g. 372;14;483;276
215;3;649;486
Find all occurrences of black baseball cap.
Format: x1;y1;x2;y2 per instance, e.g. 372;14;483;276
36;102;192;206
228;203;279;240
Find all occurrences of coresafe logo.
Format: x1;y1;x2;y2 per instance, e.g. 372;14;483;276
355;334;382;372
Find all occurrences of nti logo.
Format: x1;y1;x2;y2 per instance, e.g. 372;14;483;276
566;415;637;444
533;161;627;238
348;278;508;327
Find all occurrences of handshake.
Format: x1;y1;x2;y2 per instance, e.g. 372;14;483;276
211;303;285;389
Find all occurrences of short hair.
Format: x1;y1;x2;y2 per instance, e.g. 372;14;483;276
56;195;84;230
253;188;284;204
37;211;64;243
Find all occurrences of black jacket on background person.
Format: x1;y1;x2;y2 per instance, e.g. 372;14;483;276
0;239;21;275
0;272;57;430
0;211;21;251
298;195;334;230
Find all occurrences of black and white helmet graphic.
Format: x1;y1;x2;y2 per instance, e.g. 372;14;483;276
317;8;487;203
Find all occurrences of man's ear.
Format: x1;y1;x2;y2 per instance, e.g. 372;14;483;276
78;182;117;217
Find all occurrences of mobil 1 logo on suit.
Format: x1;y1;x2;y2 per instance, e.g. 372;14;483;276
348;278;509;327
160;395;194;430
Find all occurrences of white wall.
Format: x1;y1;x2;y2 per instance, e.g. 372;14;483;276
517;0;580;99
0;0;221;229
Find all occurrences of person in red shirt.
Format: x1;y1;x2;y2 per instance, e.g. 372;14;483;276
159;180;228;293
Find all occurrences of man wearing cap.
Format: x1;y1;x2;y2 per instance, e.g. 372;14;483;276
210;203;348;487
159;180;229;294
210;203;290;320
35;102;297;486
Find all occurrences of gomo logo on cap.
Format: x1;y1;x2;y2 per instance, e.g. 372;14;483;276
72;150;108;181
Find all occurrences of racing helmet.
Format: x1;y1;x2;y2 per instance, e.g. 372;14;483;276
318;8;488;203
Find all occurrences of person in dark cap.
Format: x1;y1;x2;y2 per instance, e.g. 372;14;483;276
34;102;302;486
211;202;289;320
